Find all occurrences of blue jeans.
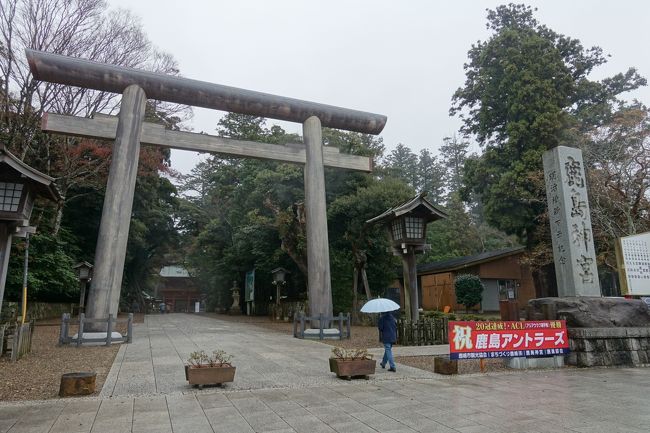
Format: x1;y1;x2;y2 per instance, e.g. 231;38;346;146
381;342;395;369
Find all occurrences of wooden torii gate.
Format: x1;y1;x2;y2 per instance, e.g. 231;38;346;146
26;49;386;328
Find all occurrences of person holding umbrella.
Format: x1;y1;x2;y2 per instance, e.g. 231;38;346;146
361;298;400;372
378;311;397;371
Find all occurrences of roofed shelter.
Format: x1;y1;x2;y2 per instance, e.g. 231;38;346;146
156;266;202;313
399;247;536;316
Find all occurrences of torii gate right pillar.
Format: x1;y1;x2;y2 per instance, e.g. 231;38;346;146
303;116;333;326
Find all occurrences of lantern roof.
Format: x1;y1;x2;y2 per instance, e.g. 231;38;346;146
270;267;290;275
365;192;448;226
0;146;61;202
73;261;94;270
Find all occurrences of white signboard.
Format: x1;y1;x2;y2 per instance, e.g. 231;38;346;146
618;231;650;296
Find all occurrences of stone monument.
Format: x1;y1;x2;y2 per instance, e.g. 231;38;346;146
542;145;600;296
230;281;241;315
531;146;650;368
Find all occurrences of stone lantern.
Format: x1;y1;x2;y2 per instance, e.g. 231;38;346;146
0;147;60;314
271;267;289;307
366;192;447;321
73;261;94;314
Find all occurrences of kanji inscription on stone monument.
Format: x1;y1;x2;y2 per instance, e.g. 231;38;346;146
543;146;600;296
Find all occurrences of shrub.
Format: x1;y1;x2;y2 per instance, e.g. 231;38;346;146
187;350;233;367
331;347;373;360
454;274;484;312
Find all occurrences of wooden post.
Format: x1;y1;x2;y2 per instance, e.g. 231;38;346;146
338;312;343;340
319;313;324;340
63;313;70;345
0;223;13;315
59;372;96;397
127;313;133;343
293;314;298;337
106;313;113;346
78;279;86;313
59;314;66;345
346;313;351;339
300;314;305;338
303;116;333;328
403;247;420;322
10;324;20;362
401;256;412;322
85;85;146;330
77;313;85;347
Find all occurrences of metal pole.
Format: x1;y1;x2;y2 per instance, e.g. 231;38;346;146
20;233;29;324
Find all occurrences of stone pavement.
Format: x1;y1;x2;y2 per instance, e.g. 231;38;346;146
1;313;650;433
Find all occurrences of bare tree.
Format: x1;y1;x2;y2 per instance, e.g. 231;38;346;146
0;0;191;233
583;104;650;268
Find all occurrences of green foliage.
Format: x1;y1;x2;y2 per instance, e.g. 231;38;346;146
383;144;419;187
328;178;414;311
423;193;519;262
451;3;646;249
416;149;446;203
330;249;354;314
423;310;457;321
182;112;412;313
6;232;77;302
454;274;484;311
439;134;469;196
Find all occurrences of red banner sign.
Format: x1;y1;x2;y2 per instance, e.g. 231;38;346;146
449;320;569;360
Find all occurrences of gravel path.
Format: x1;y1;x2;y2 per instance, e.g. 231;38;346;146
0;325;119;401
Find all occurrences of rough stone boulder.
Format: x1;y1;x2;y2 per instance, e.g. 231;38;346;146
528;297;650;328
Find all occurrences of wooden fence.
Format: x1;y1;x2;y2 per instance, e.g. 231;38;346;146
0;320;35;362
11;321;35;361
293;313;351;340
59;313;133;346
397;317;449;346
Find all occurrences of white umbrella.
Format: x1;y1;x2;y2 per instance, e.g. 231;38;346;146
360;298;400;313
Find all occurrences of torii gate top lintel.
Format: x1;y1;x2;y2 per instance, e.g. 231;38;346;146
26;49;387;135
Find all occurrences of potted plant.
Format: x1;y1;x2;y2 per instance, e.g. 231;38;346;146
329;347;376;380
185;350;235;389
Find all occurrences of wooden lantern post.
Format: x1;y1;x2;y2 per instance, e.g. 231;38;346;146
366;193;447;322
0;147;61;316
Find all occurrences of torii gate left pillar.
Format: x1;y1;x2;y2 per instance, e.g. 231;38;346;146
85;85;146;322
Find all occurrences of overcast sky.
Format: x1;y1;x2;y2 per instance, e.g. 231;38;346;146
107;0;650;174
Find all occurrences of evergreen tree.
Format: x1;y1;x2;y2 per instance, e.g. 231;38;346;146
451;4;646;248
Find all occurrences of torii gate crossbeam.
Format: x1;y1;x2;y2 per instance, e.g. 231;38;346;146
26;49;386;329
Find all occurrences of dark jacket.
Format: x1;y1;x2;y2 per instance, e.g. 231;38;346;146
378;312;397;344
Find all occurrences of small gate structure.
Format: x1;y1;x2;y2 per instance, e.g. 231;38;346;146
397;317;449;346
293;313;351;340
59;313;133;346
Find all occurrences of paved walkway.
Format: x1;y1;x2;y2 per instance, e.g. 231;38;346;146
1;314;650;433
